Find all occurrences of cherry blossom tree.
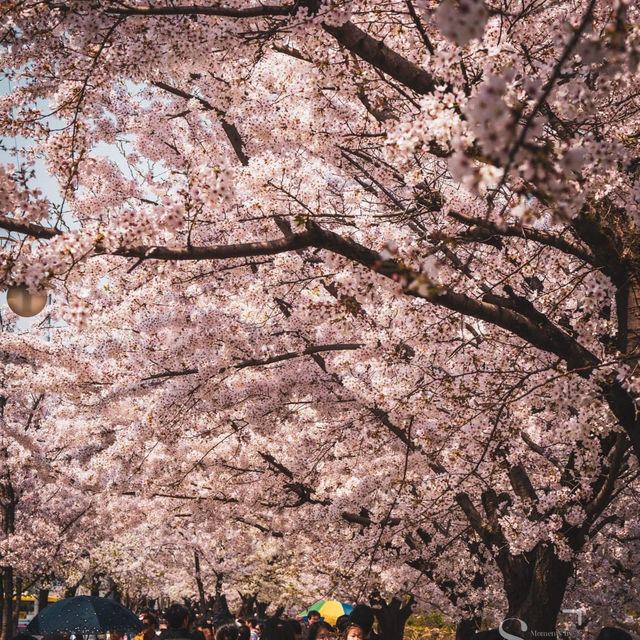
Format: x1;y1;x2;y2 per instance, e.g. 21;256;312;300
0;329;112;640
1;0;640;637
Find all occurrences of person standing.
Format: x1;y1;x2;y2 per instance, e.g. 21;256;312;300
248;620;260;640
307;614;321;627
135;614;159;640
157;605;193;640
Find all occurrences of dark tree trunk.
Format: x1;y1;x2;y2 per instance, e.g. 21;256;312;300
0;567;13;640
237;593;257;619
91;575;101;597
1;447;16;640
370;592;414;640
0;570;3;635
64;582;80;599
11;579;22;636
255;600;270;619
501;543;572;635
194;552;207;613
110;582;122;603
455;617;483;640
211;594;231;618
38;588;50;614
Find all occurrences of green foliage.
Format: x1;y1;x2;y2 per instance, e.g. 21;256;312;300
403;613;455;640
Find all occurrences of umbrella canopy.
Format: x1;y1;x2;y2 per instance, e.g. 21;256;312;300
298;600;354;626
27;596;144;635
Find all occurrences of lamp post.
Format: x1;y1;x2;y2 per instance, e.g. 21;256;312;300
6;286;48;317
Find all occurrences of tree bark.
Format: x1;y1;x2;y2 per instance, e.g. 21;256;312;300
617;276;640;361
0;567;13;640
455;617;483;640
90;575;101;597
107;579;122;603
38;588;50;614
237;593;257;619
11;579;21;636
194;552;207;614
500;544;572;635
64;581;81;599
0;449;15;640
370;592;414;640
255;600;270;619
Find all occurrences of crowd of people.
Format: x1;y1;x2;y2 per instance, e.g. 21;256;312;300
125;604;637;640
129;603;378;640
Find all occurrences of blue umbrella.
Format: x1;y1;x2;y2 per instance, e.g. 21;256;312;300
27;596;143;635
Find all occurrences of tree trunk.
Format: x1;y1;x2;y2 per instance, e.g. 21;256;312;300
237;593;256;619
91;575;101;597
0;570;3;635
370;592;415;640
211;594;231;618
109;581;122;603
501;543;572;635
0;448;16;640
194;552;207;613
0;567;13;640
38;588;50;614
64;582;80;599
255;600;269;619
455;617;483;640
617;275;640;357
11;579;21;636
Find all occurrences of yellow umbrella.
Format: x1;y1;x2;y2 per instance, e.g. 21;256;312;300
298;600;354;626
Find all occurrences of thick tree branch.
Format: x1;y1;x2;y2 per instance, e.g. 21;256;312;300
455;492;489;543
106;4;294;18
508;463;539;502
584;433;629;520
0;215;60;239
3;213;639;458
322;22;436;95
107;4;437;96
449;210;596;265
0;215;610;376
116;230;319;261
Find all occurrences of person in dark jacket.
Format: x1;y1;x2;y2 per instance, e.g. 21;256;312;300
157;604;193;640
346;606;376;640
595;629;633;640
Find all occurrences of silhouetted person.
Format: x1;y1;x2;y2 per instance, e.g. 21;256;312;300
595;629;633;640
158;604;192;640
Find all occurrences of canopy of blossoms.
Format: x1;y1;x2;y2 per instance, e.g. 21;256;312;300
1;0;639;636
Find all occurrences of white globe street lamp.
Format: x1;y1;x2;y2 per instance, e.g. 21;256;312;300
6;286;48;317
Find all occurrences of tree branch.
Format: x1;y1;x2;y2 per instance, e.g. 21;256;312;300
106;5;438;96
322;21;436;95
584;433;629;520
449;210;596;265
0;215;60;239
3;213;638;460
105;4;294;18
455;492;488;542
142;342;362;381
153;81;249;166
